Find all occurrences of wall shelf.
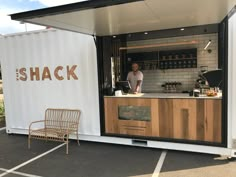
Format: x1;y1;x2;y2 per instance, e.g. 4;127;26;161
126;48;197;70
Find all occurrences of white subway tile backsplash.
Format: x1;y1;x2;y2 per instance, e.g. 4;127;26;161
128;33;218;92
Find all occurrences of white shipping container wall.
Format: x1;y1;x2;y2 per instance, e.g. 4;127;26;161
228;13;236;149
0;29;101;136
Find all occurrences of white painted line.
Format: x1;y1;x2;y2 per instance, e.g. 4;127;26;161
152;150;167;177
0;143;65;177
0;127;6;131
0;168;43;177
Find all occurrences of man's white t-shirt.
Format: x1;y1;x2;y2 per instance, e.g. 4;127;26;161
127;71;144;93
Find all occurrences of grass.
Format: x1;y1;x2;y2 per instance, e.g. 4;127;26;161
0;101;5;122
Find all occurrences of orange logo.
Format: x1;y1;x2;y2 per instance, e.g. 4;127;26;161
16;65;78;81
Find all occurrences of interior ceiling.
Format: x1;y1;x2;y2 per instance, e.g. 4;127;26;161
18;0;236;36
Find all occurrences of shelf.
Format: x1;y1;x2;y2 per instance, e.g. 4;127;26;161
159;57;197;61
131;60;159;62
126;48;197;70
159;66;197;70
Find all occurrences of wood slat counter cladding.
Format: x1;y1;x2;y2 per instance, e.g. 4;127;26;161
104;97;222;143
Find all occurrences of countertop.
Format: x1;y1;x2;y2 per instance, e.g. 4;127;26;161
104;93;222;99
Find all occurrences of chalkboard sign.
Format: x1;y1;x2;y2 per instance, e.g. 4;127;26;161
118;106;151;121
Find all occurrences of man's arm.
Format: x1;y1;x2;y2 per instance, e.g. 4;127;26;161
134;72;143;94
134;80;142;94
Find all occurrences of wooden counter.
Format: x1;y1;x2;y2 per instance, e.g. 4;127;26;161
104;97;222;143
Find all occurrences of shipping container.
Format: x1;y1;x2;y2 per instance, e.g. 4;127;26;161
1;0;236;157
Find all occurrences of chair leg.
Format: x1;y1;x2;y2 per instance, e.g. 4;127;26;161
66;142;68;154
66;135;69;154
76;133;80;146
28;136;31;149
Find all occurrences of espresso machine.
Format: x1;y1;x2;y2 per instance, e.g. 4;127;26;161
195;66;210;94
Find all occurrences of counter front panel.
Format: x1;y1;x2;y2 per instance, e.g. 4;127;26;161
104;97;222;143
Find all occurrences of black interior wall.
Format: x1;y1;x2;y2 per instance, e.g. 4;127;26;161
101;37;113;95
96;36;112;134
125;24;218;41
218;18;228;69
119;37;128;81
218;17;228;147
96;36;127;134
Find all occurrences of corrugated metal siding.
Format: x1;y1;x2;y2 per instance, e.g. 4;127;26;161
1;29;101;136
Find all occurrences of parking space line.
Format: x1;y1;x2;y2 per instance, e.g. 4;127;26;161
0;143;66;177
0;127;6;131
0;168;43;177
152;150;167;177
0;170;4;175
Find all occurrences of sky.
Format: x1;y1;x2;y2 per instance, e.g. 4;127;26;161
0;0;86;34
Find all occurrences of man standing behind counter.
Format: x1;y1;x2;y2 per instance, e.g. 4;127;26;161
127;63;144;94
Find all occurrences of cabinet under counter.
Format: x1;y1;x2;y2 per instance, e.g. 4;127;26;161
104;96;222;144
